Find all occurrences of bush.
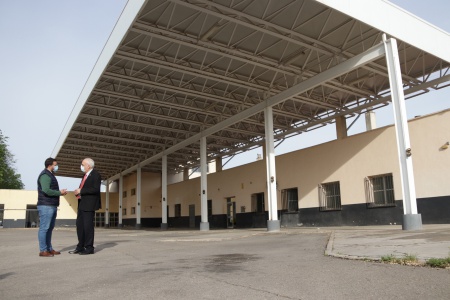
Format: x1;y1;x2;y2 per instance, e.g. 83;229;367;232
426;257;450;268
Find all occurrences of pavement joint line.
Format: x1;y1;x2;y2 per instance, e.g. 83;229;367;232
325;231;335;257
195;272;302;300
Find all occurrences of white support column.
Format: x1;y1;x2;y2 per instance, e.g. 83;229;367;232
215;157;222;172
365;110;377;131
384;36;421;230
265;107;280;232
335;116;347;139
183;167;190;181
105;179;110;227
200;136;209;231
136;165;142;229
161;155;168;230
118;174;123;228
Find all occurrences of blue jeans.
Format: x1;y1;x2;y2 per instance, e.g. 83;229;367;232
37;205;57;252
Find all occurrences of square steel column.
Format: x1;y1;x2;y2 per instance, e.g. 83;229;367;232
105;179;109;227
265;107;280;232
384;36;422;230
136;166;142;229
200;136;209;231
161;155;168;230
118;174;123;228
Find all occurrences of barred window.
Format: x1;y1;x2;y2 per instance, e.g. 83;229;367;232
109;213;119;227
131;188;136;196
365;174;395;208
131;207;136;215
319;181;341;211
174;204;181;217
122;191;127;198
123;208;127;216
95;212;105;227
281;188;299;212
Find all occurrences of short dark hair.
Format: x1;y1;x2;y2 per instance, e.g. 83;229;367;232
45;157;56;168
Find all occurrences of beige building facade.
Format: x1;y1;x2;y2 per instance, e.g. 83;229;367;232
1;109;449;228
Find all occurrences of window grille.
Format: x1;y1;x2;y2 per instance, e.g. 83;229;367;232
95;213;105;227
131;188;136;196
365;174;395;208
319;181;341;211
281;188;299;212
123;208;127;216
109;213;119;227
122;191;127;198
131;207;136;215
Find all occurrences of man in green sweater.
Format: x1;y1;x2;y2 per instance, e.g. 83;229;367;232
37;158;67;257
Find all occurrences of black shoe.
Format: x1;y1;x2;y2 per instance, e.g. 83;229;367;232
69;248;84;254
79;249;94;255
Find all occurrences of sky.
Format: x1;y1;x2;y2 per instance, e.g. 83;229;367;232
0;0;449;191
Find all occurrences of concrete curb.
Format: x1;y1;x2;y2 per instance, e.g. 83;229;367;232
325;230;381;262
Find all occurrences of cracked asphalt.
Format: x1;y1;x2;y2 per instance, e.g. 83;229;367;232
0;226;449;299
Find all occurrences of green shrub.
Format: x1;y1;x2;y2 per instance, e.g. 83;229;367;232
426;257;450;268
381;254;396;263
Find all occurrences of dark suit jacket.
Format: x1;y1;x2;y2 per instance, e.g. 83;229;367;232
78;168;102;211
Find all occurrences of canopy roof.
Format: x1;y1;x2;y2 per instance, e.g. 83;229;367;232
52;0;450;179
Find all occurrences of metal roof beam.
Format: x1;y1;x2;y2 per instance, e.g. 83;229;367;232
169;0;332;56
180;0;420;84
58;148;143;162
73;122;177;143
78;112;263;141
87;96;268;128
131;22;374;99
108;41;386;181
62;141;148;156
75;116;258;146
101;72;307;121
65;137;157;153
115;50;265;92
69;129;169;149
277;73;450;138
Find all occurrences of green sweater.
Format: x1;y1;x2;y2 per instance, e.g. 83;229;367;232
39;174;61;197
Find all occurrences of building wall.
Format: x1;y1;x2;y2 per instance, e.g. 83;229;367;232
121;172;161;221
1;109;449;228
0;190;78;227
164;109;450;227
167;159;267;217
0;189;119;228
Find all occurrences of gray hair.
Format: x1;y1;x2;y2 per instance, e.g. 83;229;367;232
84;158;95;168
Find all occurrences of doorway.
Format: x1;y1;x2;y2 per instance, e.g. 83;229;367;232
226;199;236;228
251;193;265;213
26;205;39;228
189;204;195;228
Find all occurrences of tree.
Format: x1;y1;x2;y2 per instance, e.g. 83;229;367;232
0;130;24;189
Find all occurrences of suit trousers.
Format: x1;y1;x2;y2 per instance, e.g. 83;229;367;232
76;210;95;250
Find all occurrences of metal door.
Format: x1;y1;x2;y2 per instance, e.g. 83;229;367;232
189;204;195;228
227;201;236;228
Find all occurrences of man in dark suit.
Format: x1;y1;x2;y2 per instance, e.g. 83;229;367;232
72;158;102;255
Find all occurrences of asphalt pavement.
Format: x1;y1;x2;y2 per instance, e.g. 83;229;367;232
0;225;449;299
